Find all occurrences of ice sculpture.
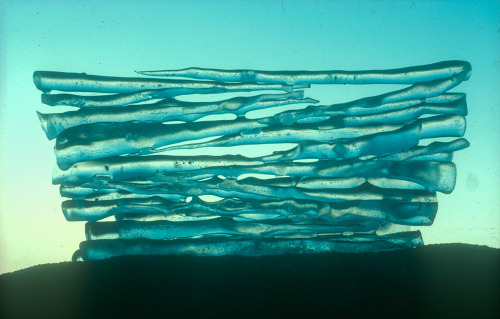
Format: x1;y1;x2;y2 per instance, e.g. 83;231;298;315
33;60;471;261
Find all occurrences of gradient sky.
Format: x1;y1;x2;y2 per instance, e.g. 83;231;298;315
1;0;499;274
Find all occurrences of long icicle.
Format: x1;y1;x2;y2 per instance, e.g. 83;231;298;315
37;91;317;139
33;70;308;93
136;60;471;85
74;231;424;261
52;141;467;186
63;196;437;225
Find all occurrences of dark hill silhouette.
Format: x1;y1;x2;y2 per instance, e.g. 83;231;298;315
1;244;498;318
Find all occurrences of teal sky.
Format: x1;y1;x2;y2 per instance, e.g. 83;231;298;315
1;0;499;274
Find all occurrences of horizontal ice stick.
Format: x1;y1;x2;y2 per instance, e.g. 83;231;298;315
156;114;465;152
33;71;308;93
261;122;423;162
54;118;267;169
342;96;467;126
53;113;465;169
61;188;188;202
52;152;459;187
341;93;465;116
99;160;452;193
408;153;453;161
52;154;262;184
37;91;317;139
63;196;437;225
71;175;437;203
136;60;471;85
263;114;467;162
261;80;468;126
67;161;456;200
40;88;227;107
85;218;381;241
73;231;424;261
259;93;465;127
380;138;470;161
55;158;454;193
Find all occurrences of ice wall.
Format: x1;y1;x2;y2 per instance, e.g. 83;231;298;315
33;61;471;260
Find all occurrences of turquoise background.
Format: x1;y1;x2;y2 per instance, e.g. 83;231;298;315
1;0;499;273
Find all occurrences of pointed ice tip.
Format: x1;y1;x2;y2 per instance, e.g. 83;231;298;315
35;111;53;139
135;70;153;76
261;152;282;162
35;110;43;121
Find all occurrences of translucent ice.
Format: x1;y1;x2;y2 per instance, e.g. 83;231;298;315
34;61;471;260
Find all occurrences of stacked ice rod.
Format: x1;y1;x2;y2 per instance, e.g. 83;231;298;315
34;61;471;261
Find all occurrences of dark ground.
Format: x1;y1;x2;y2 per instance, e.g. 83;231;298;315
1;244;499;318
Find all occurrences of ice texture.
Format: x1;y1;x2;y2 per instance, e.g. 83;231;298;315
74;232;425;261
33;61;471;261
